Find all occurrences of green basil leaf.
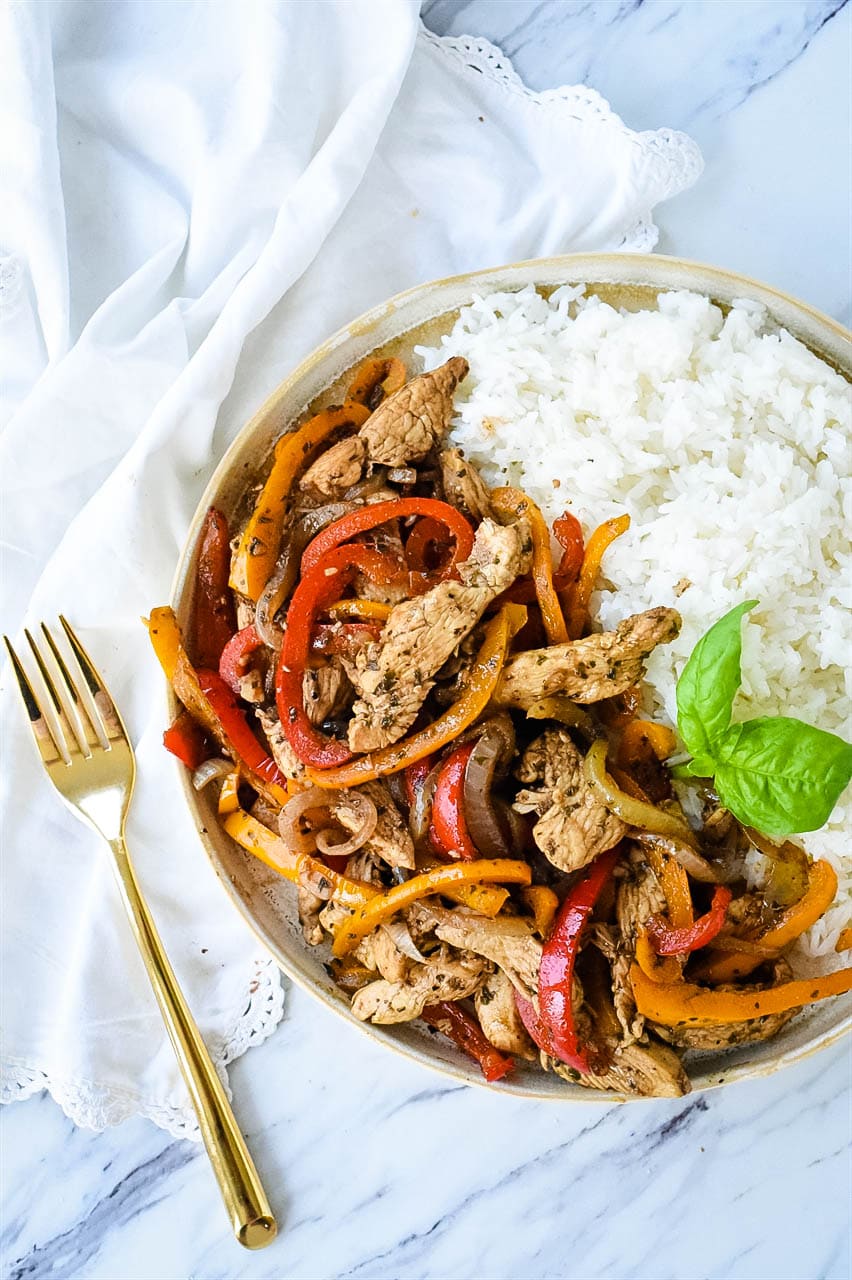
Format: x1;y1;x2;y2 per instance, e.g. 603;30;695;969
676;600;757;759
712;716;852;835
671;756;716;780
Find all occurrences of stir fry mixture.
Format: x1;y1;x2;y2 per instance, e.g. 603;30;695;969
147;354;852;1097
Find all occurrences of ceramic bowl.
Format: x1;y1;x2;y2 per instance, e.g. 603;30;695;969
171;253;852;1100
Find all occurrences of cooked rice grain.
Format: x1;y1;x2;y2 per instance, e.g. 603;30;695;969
417;285;851;956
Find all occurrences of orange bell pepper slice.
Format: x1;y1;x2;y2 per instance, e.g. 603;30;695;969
635;931;682;984
347;356;406;406
230;400;370;601
306;603;527;788
565;513;630;639
619;719;678;766
836;926;852;952
332;858;532;957
630;960;852;1025
491;487;568;645
693;859;839;983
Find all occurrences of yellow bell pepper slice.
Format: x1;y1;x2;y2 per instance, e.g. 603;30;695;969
218;779;377;906
145;605;182;681
522;885;559;939
307;602;527;788
415;852;508;917
325;599;392;622
332;857;533;957
230;400;370;602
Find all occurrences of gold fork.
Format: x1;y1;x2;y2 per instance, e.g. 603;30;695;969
4;618;277;1250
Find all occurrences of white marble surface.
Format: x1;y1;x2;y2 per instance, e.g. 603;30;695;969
2;3;851;1278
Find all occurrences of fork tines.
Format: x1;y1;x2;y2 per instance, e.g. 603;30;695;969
4;619;121;765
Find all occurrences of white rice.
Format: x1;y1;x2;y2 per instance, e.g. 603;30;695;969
417;285;852;957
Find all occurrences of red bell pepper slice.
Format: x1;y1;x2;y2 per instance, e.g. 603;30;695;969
553;511;584;588
430;742;478;861
196;668;288;792
193;508;236;668
645;885;732;956
537;845;621;1072
162;710;208;769
514;990;559;1057
219;624;264;695
405;516;453;569
276;544;392;768
301;498;474;581
422;1001;514;1082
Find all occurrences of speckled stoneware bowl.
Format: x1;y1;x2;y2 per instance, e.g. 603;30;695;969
171;253;852;1100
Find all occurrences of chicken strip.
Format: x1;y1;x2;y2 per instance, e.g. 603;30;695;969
303;661;351;727
493;607;681;708
440;448;494;522
475;969;537;1059
355;926;412;984
350;945;487;1024
514;728;626;874
358;356;469;467
297;885;325;946
256;708;306;781
345;518;531;752
299;436;367;499
590;924;644;1047
545;1038;690;1097
416;904;543;1004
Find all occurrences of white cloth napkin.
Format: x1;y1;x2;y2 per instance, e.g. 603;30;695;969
0;0;702;1138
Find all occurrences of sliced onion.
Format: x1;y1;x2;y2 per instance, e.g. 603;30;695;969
191;757;235;791
633;831;722;884
710;935;776;956
255;504;359;650
463;725;514;859
381;919;426;962
585;739;697;846
278;786;337;854
386;771;408;812
408;758;443;842
315;792;378;859
744;827;810;907
344;472;388;501
255;546;298;650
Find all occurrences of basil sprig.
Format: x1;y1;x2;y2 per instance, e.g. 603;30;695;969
674;602;852;835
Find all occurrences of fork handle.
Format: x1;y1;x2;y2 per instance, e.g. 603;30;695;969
107;833;277;1249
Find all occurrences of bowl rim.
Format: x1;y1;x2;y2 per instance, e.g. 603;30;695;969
169;250;852;1101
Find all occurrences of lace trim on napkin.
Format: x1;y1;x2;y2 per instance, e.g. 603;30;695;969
420;28;703;252
2;28;701;1141
0;956;284;1140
